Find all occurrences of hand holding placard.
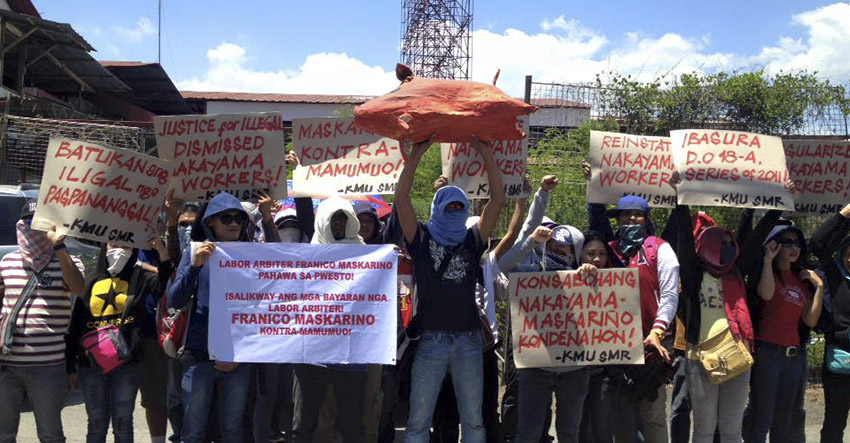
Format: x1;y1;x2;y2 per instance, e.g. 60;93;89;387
670;129;794;210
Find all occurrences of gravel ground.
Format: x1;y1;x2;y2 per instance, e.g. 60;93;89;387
14;386;827;442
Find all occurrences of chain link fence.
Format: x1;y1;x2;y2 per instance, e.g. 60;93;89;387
527;79;850;139
526;78;845;382
0;115;147;185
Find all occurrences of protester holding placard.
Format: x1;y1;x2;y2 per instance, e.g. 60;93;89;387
576;230;623;443
586;190;680;443
803;203;850;443
746;225;823;443
394;135;505;443
500;222;589;443
66;238;172;443
0;201;85;443
292;196;371;443
252;205;300;443
496;175;559;442
670;198;754;443
167;192;254;443
161;191;199;442
135;245;177;443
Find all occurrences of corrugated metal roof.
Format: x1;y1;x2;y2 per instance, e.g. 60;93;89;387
181;91;591;109
531;98;591;109
0;9;129;94
181;91;374;105
100;61;191;114
6;0;40;18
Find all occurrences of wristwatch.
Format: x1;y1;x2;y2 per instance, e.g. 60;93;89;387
650;328;666;340
53;243;67;252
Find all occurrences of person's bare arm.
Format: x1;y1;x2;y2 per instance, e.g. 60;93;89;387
492;186;529;260
164;189;184;263
394;137;434;244
47;226;84;294
758;241;780;301
801;269;824;328
475;137;506;241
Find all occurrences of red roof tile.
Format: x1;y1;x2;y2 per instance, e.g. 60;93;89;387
179;91;591;109
180;91;374;105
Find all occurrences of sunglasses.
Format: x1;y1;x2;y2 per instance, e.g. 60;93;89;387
776;238;801;248
217;212;246;226
178;221;193;228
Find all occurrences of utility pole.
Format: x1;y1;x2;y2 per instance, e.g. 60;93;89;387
157;0;162;63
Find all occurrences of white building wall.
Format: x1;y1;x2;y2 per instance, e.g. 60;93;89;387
531;107;591;128
205;101;347;120
205;100;590;128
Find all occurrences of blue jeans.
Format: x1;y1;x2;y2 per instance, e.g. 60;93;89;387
181;357;253;443
167;356;183;443
745;342;804;443
79;364;141;443
516;367;589;443
405;331;484;443
0;363;67;443
669;355;691;443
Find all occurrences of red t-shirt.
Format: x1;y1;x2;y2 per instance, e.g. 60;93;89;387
757;270;810;347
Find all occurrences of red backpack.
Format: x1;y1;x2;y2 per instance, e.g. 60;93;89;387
156;274;195;358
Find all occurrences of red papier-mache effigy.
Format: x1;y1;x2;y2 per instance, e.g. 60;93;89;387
354;64;536;146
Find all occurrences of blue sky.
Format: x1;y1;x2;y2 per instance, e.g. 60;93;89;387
34;1;850;96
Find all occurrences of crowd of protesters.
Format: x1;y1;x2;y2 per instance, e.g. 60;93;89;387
0;139;847;443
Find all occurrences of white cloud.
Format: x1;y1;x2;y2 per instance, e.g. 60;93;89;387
176;4;850;97
177;42;398;95
470;15;736;93
112;17;156;43
753;3;850;79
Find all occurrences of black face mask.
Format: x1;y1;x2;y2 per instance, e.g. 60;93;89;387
720;244;736;265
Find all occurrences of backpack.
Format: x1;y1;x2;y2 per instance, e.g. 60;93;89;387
156;273;195;358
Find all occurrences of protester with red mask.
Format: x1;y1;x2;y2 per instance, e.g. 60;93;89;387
674;203;753;443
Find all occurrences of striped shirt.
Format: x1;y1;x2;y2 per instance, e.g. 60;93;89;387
0;251;85;366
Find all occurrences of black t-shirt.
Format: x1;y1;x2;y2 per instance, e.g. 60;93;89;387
408;223;485;332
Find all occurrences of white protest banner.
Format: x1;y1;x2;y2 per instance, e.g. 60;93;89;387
154;112;287;202
670;129;794;210
33;137;169;248
440;117;530;199
783;140;850;215
587;131;676;208
208;243;398;364
508;268;643;368
292;117;404;197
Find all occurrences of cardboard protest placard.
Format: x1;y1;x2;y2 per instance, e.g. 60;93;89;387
440;116;530;199
783;140;850;215
33;137;170;248
670;129;794;210
291;117;404;197
508;268;644;368
154;113;287;202
587;131;675;208
208;243;398;364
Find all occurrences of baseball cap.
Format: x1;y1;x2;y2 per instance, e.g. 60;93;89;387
606;195;650;218
20;199;37;219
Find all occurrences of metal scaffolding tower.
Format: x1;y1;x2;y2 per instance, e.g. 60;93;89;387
400;0;473;80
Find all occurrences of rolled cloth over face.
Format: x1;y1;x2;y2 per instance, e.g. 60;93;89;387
696;226;739;277
353;64;536;144
426;186;470;247
543;225;584;271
